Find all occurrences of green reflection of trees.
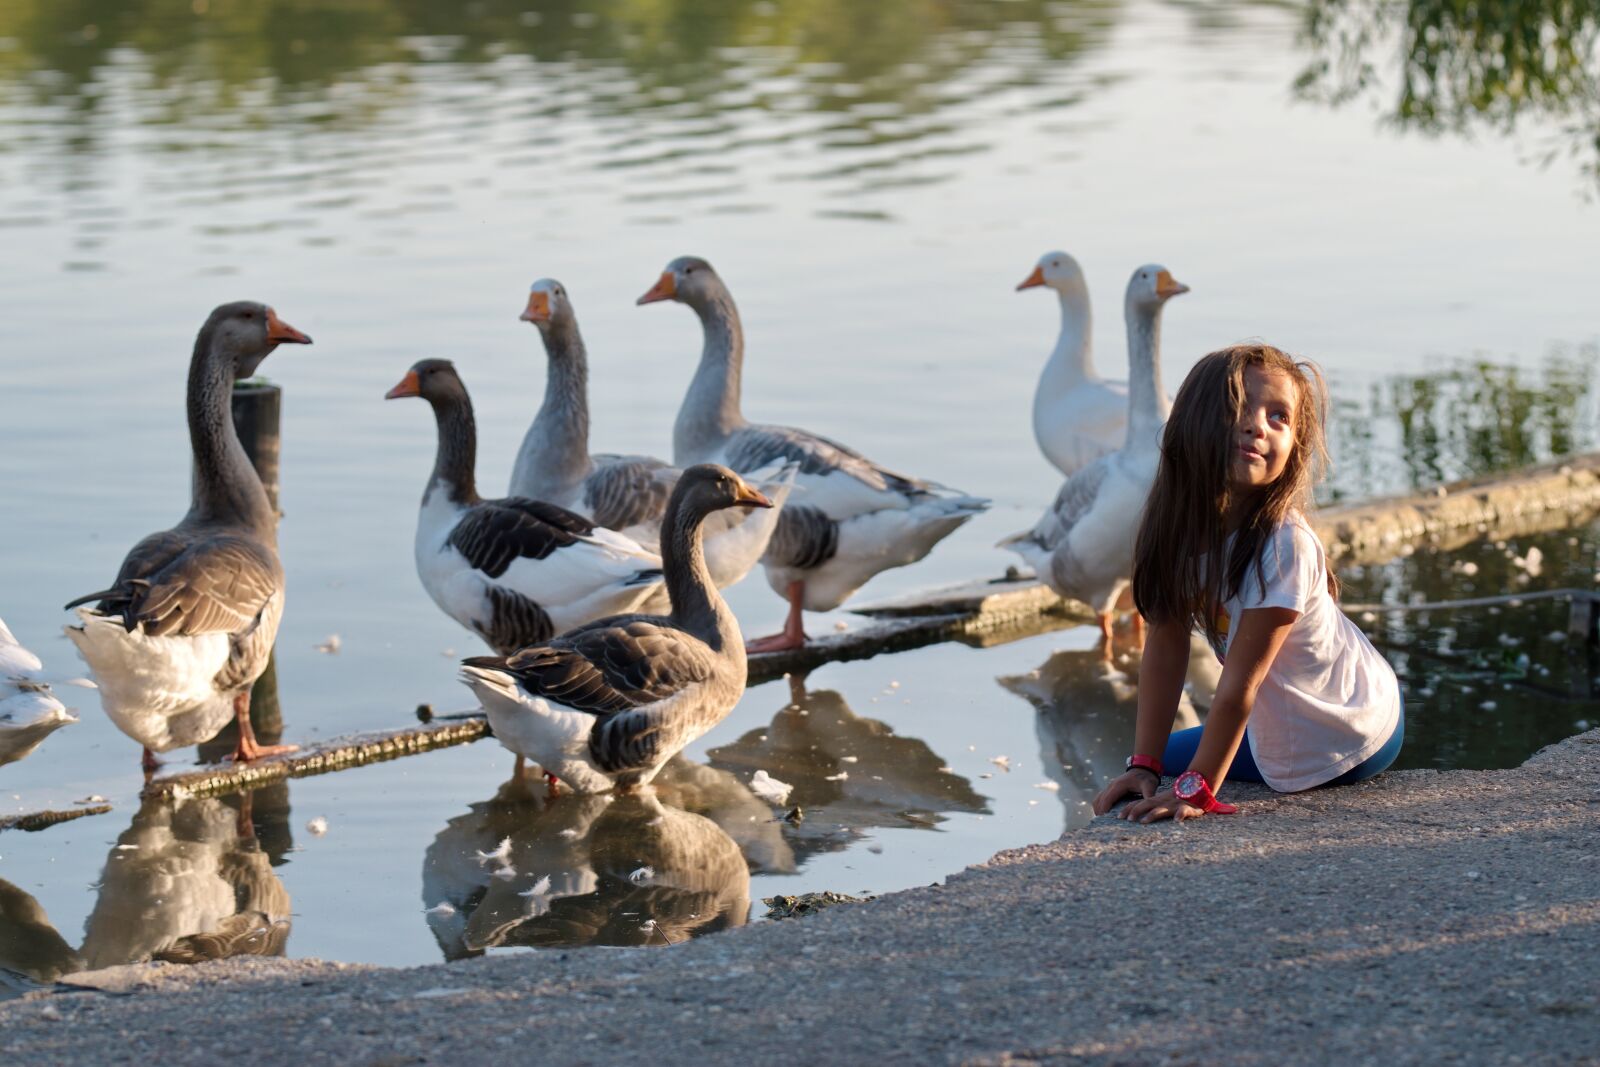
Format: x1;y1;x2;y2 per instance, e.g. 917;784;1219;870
0;0;1120;127
1295;0;1600;187
1329;347;1599;498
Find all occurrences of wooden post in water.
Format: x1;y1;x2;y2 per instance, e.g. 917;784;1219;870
199;381;285;760
232;381;283;516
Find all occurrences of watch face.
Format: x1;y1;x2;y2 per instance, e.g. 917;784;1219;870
1174;772;1201;800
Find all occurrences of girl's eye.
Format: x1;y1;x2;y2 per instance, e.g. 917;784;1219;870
1270;411;1290;424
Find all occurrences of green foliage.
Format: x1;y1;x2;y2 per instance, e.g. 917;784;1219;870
0;0;1120;126
1296;0;1600;187
1329;346;1600;496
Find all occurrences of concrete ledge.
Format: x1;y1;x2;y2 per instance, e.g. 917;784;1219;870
6;729;1596;1065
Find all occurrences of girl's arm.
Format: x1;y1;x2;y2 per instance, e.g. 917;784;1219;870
1090;617;1189;815
1119;605;1298;823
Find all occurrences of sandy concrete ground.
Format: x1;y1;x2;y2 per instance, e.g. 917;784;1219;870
3;729;1596;1067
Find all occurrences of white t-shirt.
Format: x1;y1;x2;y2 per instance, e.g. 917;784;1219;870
1210;514;1400;792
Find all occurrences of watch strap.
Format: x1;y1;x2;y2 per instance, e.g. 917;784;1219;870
1126;753;1163;778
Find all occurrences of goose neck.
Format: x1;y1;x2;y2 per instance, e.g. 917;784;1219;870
511;318;593;500
660;495;731;648
1040;279;1096;390
1123;301;1168;448
426;387;480;507
186;335;275;534
673;289;746;464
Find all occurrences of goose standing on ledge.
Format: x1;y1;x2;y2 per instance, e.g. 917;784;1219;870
1000;265;1189;659
507;278;794;592
638;256;989;653
0;616;81;769
1018;251;1171;477
459;464;771;793
386;359;665;660
65;302;310;771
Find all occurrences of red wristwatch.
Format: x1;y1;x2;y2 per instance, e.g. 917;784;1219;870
1172;770;1238;815
1125;754;1162;780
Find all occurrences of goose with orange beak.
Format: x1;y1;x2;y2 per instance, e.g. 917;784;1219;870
65;302;311;771
459;465;772;793
1000;264;1190;661
637;255;989;654
385;358;667;724
508;278;795;601
1017;251;1176;478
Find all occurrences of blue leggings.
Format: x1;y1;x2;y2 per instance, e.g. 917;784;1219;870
1160;705;1404;790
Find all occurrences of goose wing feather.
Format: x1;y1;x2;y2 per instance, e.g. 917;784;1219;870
1040;457;1113;544
584;457;679;532
494;619;715;716
91;532;282;638
448;498;598;578
726;425;927;498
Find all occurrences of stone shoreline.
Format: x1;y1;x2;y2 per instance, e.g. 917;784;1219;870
3;729;1596;1066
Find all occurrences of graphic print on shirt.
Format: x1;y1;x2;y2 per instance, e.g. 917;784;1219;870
1208;605;1230;665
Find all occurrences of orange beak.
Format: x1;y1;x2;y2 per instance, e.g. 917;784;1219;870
520;290;551;323
734;482;773;509
1156;270;1190;298
265;308;312;345
1016;266;1045;291
636;272;677;305
384;369;421;400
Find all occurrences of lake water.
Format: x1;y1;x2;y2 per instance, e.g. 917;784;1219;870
2;0;1598;979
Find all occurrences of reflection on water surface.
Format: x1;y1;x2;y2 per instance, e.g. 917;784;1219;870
0;0;1597;973
1297;0;1600;189
706;674;988;858
1327;348;1600;501
424;775;750;955
999;649;1201;829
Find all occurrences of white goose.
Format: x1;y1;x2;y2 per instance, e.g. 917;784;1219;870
386;359;666;659
507;278;796;594
639;256;989;652
1018;251;1172;477
65;302;311;770
1000;264;1189;658
459;465;771;793
0;616;80;769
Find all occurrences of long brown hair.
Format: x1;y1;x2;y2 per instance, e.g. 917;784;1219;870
1132;343;1333;647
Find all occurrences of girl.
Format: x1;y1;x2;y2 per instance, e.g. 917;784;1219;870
1091;344;1402;823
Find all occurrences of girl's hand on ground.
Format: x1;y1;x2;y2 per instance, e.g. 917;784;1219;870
1117;787;1205;824
1092;770;1158;816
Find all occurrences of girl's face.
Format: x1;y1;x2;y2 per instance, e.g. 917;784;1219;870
1230;364;1297;492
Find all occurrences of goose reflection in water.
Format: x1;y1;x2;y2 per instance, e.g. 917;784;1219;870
0;879;83;996
999;649;1204;828
706;673;988;859
423;761;762;958
80;785;292;969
